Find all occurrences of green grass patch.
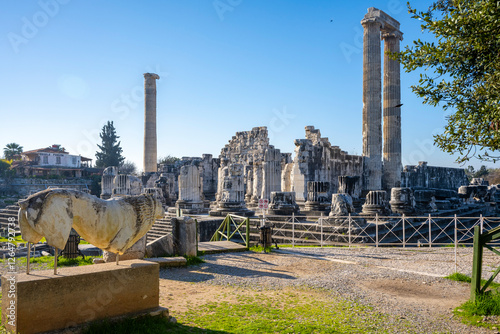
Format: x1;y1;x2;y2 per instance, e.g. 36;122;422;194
446;272;500;329
0;255;99;269
445;272;500;289
81;288;410;333
177;289;403;333
0;235;46;246
249;245;273;253
454;292;500;329
184;255;204;266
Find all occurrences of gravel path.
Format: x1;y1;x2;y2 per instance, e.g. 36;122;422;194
160;247;500;333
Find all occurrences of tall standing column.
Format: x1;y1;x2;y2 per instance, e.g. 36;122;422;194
382;31;403;190
143;73;160;173
361;18;382;191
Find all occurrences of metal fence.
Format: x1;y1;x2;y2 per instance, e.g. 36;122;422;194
258;214;500;248
252;214;500;275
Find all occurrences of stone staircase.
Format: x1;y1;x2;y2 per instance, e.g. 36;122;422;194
147;216;173;244
0;204;19;231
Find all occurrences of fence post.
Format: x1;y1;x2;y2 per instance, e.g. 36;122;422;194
376;213;379;248
320;213;323;247
428;214;432;248
402;214;406;248
348;213;352;248
480;214;484;234
454;214;457;273
471;225;483;301
227;215;231;241
292;212;295;248
246;218;250;249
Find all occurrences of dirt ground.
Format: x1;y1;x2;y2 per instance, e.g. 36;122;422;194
159;251;471;320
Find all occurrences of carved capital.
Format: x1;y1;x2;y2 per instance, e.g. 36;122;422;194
361;17;383;29
382;30;403;41
144;73;160;80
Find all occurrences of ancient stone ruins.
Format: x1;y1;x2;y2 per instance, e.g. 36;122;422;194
100;8;499;221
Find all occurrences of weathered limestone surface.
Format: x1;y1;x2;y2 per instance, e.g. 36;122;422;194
146;234;175;258
176;164;204;214
401;161;468;190
389;187;415;214
103;236;146;262
210;163;254;216
361;190;390;215
382;30;403;191
101;166;118;199
172;216;197;257
143;73;159;173
290;126;364;206
18;189;164;254
155;155;220;205
268;191;299;215
330;193;355;216
361;13;383;191
361;7;403;192
219;127;289;205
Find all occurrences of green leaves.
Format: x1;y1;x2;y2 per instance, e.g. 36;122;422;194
396;0;500;163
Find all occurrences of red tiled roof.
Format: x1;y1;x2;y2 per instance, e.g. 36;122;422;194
22;148;69;155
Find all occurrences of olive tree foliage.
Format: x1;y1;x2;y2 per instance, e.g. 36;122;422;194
395;0;500;163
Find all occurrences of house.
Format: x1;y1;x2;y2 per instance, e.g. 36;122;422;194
13;145;95;178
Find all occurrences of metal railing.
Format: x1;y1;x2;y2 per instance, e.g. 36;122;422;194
255;214;500;248
210;214;250;249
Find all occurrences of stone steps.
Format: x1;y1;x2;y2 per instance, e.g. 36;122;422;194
0;204;19;230
147;217;174;244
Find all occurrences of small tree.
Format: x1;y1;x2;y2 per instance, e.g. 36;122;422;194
95;121;125;168
158;155;180;165
3;143;23;160
119;160;137;175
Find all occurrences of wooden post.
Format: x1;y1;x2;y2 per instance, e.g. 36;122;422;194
348;213;352;248
26;242;31;275
245;218;249;249
429;214;432;248
402;214;406;248
471;225;483;301
54;247;58;275
227;215;231;241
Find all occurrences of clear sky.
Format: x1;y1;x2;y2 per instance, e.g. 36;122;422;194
0;0;494;172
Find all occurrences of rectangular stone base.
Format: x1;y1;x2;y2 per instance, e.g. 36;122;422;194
2;259;159;334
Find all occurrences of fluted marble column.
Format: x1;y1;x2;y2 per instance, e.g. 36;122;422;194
382;31;403;190
361;18;382;191
143;73;160;173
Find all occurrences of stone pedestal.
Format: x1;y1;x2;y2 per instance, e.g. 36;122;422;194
304;181;331;214
414;189;437;213
389;187;415;214
361;190;389;215
329;193;355;216
268;191;299;215
2;260;160;334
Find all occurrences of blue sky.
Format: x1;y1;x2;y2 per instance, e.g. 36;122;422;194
0;0;494;172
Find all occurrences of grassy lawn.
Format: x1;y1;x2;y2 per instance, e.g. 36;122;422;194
82;287;410;334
